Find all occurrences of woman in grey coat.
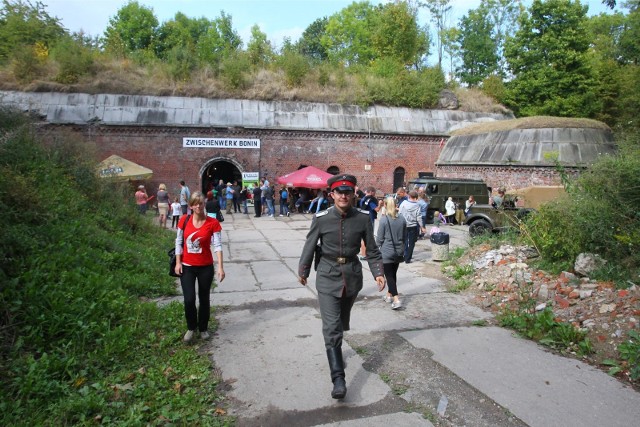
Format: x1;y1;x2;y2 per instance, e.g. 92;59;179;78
376;197;407;309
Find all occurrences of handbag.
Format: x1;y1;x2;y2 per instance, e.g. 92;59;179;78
169;214;191;277
386;216;405;263
218;211;224;222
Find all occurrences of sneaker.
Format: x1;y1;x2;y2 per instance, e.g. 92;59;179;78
200;331;210;340
183;330;195;342
391;300;402;310
382;294;392;303
286;212;290;217
279;214;284;217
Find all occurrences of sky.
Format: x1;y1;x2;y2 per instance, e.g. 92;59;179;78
43;0;615;51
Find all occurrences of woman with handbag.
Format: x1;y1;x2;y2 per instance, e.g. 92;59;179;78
174;191;225;342
376;197;407;310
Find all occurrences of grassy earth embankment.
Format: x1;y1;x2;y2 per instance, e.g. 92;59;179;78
0;108;232;425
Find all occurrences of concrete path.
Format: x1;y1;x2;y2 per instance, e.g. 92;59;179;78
164;211;640;426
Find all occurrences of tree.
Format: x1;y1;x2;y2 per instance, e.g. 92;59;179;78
153;12;207;59
371;1;429;66
504;0;599;117
322;1;377;65
321;1;428;67
297;17;329;61
246;24;273;67
456;8;498;85
0;0;66;61
103;0;158;54
419;0;452;68
618;1;640;64
196;10;242;65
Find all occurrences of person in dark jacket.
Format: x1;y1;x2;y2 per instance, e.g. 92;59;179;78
252;185;262;217
298;174;386;400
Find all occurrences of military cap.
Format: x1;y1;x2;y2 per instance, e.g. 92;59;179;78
327;174;357;191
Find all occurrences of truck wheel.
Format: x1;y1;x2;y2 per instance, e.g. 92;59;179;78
469;219;492;237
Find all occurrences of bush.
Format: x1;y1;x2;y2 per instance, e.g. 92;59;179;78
365;66;445;108
0;108;230;425
10;44;46;82
220;52;250;90
525;132;640;279
278;51;310;87
51;37;95;84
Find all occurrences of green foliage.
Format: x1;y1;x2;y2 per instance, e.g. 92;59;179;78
166;44;197;82
50;36;95;84
278;51;310;87
9;42;45;81
0;0;66;61
524;133;640;274
220;52;250;90
504;0;601;117
364;66;445;108
297;17;329;61
499;307;592;357
0;108;230;425
103;0;158;54
619;330;640;380
195;11;242;67
456;7;498;86
481;74;506;103
246;24;273;68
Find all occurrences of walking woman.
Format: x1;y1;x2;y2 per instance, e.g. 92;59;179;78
156;183;170;228
376;197;407;310
174;191;225;342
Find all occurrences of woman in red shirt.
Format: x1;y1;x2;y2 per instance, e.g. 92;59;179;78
174;191;225;342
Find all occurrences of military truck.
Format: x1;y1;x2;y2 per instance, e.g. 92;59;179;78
406;177;490;223
465;195;536;236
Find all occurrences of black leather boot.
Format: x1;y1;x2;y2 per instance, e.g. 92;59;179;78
326;347;347;399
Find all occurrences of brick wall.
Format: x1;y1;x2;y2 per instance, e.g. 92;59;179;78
436;165;579;192
59;125;444;195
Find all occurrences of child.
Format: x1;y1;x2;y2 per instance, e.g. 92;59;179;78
429;212;442;236
171;197;181;229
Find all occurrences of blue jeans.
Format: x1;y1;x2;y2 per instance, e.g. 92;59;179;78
242;200;248;214
280;201;289;215
266;199;274;215
404;225;419;263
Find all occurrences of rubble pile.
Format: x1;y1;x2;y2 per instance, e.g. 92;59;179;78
452;244;640;386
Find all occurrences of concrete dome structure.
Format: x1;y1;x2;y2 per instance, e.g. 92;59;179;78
436;117;617;191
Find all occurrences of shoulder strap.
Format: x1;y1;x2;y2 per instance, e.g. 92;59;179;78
386;216;398;247
181;214;191;231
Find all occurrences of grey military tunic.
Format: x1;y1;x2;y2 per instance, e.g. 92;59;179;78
299;206;384;296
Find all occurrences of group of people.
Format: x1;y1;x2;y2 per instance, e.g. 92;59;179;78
156;173;509;402
134;181;192;229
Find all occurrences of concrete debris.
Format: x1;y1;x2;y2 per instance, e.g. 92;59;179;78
574;252;607;277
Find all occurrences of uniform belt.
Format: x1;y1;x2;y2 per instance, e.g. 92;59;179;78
322;254;358;264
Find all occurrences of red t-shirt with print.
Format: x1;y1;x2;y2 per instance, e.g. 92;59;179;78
178;215;222;266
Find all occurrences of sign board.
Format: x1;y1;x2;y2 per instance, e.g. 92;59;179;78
183;138;260;148
242;172;260;189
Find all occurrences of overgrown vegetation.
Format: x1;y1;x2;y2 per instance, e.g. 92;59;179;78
0;108;232;425
498;307;593;357
524;131;640;287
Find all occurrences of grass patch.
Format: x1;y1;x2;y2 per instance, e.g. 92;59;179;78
498;307;593;357
0;108;232;425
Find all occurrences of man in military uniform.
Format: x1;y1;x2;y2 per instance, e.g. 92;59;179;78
298;174;386;399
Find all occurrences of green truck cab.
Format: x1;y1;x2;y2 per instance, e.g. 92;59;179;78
465;195;536;236
407;177;490;223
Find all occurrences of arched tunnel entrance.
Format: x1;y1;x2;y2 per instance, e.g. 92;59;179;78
201;159;242;194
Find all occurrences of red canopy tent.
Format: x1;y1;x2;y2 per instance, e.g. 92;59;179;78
276;166;333;189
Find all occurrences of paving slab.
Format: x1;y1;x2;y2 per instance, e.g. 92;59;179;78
312;411;433;426
400;326;640;427
213;287;317;306
212;306;391;418
349;293;493;334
